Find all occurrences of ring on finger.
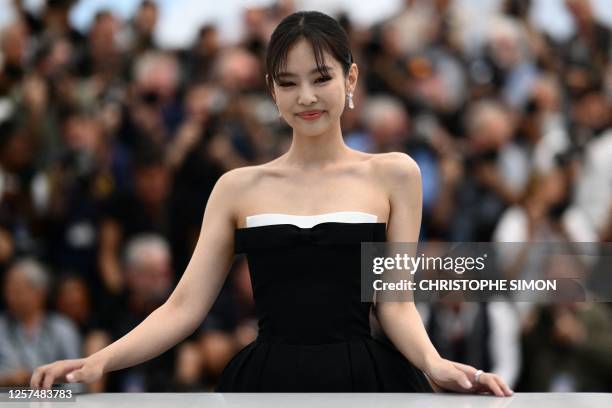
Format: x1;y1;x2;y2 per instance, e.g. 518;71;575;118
474;369;484;384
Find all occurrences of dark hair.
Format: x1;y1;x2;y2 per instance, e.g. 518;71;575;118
265;11;353;93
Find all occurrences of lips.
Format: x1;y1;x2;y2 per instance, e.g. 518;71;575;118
296;110;324;120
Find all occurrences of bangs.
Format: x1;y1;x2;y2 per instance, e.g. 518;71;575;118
265;11;353;93
268;35;334;85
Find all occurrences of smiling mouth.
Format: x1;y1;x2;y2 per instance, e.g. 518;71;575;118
296;110;324;120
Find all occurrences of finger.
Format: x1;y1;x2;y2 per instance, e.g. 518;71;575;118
484;376;504;397
30;367;44;389
66;369;81;383
454;370;473;390
41;370;56;390
451;361;474;372
488;374;512;396
496;376;514;396
59;361;85;382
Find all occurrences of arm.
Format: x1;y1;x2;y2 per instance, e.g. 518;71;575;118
373;153;513;396
31;170;242;389
373;154;441;373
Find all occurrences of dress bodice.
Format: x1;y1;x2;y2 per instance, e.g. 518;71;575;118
217;215;432;392
235;220;386;345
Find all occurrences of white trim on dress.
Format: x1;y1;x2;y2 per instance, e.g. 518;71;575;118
245;211;378;228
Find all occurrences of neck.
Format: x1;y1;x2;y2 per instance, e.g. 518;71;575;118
282;123;351;169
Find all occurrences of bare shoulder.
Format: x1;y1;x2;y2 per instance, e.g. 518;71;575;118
217;160;288;190
210;165;267;208
213;163;281;199
206;165;270;228
215;165;262;192
369;153;423;235
368;152;422;188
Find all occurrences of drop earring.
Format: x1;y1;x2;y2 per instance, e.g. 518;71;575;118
347;91;355;109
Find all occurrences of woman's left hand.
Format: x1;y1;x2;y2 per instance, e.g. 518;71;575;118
424;357;514;397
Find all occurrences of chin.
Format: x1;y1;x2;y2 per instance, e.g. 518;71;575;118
297;124;333;138
290;117;337;137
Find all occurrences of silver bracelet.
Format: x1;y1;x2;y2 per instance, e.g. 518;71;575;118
474;369;484;383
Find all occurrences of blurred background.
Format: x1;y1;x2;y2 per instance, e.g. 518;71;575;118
0;0;610;393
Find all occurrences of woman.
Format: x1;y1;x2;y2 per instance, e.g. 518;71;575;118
31;11;513;396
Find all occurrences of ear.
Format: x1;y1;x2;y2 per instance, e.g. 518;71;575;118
345;63;359;94
265;74;277;102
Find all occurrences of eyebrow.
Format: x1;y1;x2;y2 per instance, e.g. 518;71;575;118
277;66;334;78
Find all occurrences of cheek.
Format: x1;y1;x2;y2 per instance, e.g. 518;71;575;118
276;93;292;113
276;85;346;126
304;83;343;119
327;86;346;109
324;89;346;122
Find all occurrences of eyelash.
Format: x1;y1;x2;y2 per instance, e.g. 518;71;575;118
278;76;332;87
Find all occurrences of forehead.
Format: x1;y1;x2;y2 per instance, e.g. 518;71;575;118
282;38;340;74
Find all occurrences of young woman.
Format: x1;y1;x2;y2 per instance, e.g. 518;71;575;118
31;11;513;396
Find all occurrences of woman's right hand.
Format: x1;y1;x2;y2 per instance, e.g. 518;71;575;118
30;357;105;390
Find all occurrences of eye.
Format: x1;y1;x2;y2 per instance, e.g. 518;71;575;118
315;76;332;84
278;81;295;87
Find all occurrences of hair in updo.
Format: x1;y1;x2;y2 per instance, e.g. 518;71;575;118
265;11;353;93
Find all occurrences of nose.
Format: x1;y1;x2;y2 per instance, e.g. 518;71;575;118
297;83;317;106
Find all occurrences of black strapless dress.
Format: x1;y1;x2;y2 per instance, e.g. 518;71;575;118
216;222;434;392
